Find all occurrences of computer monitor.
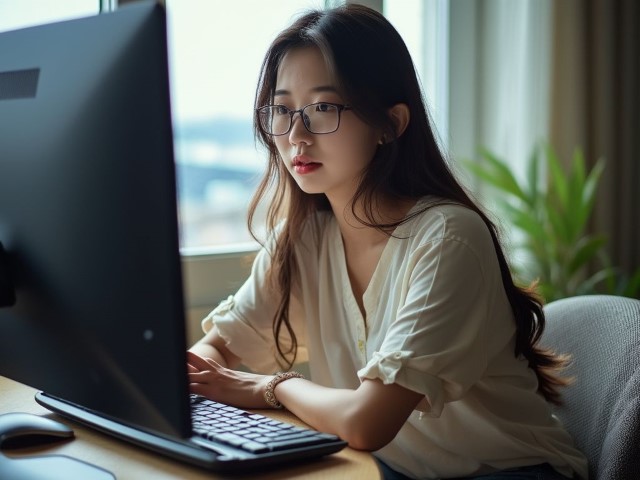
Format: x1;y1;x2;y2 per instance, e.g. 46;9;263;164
0;1;191;439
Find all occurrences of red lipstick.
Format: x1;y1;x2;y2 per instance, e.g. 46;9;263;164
292;155;321;175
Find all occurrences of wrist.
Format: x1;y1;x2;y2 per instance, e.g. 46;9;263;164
263;371;305;409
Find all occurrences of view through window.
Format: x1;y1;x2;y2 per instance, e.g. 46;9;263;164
167;0;327;250
169;0;447;250
0;1;96;33
1;1;439;252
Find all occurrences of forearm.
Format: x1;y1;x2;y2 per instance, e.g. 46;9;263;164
273;377;421;451
188;328;420;448
273;378;353;436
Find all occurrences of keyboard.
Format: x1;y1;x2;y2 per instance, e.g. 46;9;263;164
190;394;343;455
35;391;347;472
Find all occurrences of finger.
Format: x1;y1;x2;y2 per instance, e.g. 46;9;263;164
187;363;199;374
187;351;219;370
188;371;216;384
189;383;211;397
187;350;218;368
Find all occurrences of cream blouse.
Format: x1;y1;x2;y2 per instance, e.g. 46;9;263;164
201;198;588;479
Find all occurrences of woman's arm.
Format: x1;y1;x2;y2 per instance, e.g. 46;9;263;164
188;295;422;450
274;376;423;451
187;344;423;452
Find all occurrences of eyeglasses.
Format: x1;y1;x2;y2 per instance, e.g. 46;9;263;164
257;102;352;136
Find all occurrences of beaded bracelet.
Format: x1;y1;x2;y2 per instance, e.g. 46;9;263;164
263;371;305;409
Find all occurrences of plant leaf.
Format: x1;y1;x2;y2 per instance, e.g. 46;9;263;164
576;157;605;233
576;267;614;295
565;148;586;240
544;194;571;244
567;234;608;276
477;149;528;202
546;145;569;210
621;269;640;298
524;144;541;208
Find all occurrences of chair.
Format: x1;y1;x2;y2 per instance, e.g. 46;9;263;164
541;295;640;480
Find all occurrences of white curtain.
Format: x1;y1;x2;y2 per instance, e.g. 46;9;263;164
447;0;552;185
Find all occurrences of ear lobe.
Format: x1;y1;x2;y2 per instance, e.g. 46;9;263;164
388;103;410;138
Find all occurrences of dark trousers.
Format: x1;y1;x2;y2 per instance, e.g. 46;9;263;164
376;459;573;480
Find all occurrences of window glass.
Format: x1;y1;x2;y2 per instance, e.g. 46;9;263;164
384;0;449;150
0;0;96;31
166;0;326;249
3;1;447;251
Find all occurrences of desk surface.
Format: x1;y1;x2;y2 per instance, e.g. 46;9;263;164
0;376;381;480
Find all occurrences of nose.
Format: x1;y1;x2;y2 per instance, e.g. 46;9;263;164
288;111;313;146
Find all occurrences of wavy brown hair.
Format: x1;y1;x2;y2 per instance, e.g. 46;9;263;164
248;4;569;404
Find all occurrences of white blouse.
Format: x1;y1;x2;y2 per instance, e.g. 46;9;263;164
201;198;588;479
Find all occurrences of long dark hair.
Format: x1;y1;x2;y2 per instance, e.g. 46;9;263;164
249;4;568;405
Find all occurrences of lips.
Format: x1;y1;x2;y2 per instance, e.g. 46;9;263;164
292;155;321;175
292;155;318;166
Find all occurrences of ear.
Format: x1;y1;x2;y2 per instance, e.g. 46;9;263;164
388;103;410;138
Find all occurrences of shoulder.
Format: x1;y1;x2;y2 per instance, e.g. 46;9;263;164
402;198;494;248
392;198;501;280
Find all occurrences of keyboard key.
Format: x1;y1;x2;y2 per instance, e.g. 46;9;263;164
189;394;341;455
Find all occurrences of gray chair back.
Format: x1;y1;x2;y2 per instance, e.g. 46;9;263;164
542;294;640;480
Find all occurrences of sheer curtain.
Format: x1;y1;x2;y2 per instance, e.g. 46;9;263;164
447;0;552;189
549;0;640;279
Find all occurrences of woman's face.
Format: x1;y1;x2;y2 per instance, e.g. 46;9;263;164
272;46;380;205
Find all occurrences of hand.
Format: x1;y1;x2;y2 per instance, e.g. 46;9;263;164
187;351;273;409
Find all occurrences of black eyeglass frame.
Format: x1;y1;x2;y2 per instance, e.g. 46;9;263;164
256;102;352;136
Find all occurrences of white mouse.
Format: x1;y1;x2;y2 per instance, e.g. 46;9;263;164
0;412;74;449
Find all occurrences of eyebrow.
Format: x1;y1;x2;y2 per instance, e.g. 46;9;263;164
274;85;338;97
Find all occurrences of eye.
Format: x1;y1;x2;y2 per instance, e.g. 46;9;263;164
314;103;337;113
273;105;290;116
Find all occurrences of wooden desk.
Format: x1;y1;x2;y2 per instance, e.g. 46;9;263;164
0;376;381;480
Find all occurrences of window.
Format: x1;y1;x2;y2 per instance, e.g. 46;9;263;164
0;1;447;254
166;0;327;251
0;0;96;31
384;0;449;151
166;0;331;341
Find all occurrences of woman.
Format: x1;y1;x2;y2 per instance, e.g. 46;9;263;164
188;4;587;479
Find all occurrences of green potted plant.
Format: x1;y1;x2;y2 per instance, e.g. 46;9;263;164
463;143;640;302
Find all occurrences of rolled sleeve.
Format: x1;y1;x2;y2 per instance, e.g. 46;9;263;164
200;246;282;373
201;295;234;333
359;222;508;416
358;350;447;416
200;240;308;374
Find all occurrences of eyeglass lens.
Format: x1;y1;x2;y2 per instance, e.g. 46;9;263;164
259;103;341;135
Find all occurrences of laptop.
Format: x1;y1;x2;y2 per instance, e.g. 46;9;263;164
0;0;346;473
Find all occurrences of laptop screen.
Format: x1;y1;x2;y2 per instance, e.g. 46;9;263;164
0;1;191;439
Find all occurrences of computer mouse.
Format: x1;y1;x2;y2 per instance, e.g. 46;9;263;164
0;412;74;449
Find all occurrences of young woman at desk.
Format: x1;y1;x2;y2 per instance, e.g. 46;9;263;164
188;5;587;479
